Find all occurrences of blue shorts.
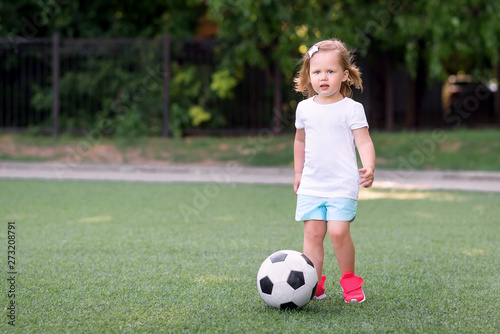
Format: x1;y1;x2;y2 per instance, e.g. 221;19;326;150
295;195;357;222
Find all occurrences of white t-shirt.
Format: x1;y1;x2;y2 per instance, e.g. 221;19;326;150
295;96;369;199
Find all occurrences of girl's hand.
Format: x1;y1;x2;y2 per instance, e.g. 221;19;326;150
359;167;374;188
294;129;305;195
294;173;302;195
353;127;375;189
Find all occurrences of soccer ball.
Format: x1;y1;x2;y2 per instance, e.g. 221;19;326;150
257;250;318;310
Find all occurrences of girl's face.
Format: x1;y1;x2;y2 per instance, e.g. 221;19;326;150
309;51;348;104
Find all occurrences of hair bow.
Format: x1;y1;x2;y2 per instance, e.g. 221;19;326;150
308;45;319;58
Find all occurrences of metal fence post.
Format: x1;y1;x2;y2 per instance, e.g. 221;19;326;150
384;53;394;132
272;59;283;133
162;34;171;137
52;32;60;138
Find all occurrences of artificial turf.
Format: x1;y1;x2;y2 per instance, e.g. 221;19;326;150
0;179;498;333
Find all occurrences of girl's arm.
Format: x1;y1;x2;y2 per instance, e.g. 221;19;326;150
353;127;375;188
294;129;306;194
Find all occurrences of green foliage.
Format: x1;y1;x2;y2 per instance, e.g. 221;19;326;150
168;103;190;138
392;0;500;79
168;62;227;137
3;0;500;136
210;69;238;99
3;0;500;85
0;0;206;39
2;1;227;138
209;0;500;84
209;0;304;73
29;43;163;137
26;41;230;137
188;105;211;127
112;104;149;139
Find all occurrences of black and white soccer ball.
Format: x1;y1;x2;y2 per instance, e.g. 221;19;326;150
257;250;318;310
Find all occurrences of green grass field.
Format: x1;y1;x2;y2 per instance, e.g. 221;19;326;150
1;180;499;333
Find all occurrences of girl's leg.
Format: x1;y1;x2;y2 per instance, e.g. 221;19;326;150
327;221;355;275
303;220;327;282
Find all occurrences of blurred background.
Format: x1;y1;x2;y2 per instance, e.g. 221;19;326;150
0;1;499;159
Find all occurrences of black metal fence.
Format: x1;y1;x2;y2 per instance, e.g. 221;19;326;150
2;33;496;136
0;33;288;137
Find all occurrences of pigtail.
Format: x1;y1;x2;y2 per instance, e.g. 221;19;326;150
293;55;315;97
341;50;363;98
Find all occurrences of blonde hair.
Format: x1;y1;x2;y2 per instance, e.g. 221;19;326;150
294;38;363;98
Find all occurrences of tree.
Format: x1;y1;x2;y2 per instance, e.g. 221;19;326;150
0;0;214;137
3;0;499;130
392;0;500;127
208;0;500;129
0;0;206;39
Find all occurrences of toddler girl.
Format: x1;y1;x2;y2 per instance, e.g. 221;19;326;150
293;38;375;303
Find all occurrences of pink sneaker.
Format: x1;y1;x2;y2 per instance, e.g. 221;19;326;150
339;271;365;303
313;275;326;300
